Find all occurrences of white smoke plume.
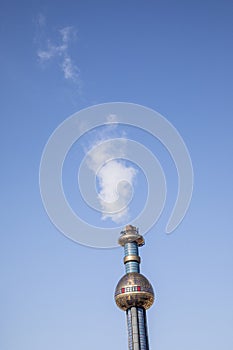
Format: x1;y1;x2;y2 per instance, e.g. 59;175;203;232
85;116;137;223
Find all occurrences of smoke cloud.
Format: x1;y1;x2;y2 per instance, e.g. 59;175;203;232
85;117;137;223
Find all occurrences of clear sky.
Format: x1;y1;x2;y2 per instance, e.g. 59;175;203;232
1;0;233;349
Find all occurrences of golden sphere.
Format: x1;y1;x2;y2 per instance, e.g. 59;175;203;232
114;272;154;311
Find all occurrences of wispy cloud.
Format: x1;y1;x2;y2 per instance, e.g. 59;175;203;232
85;116;137;224
62;56;80;81
36;13;46;28
35;15;80;85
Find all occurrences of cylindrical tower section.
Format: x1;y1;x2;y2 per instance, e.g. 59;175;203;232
131;307;140;350
127;308;133;350
119;225;144;274
138;307;149;350
124;242;140;273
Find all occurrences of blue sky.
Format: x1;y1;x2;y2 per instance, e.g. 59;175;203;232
1;0;233;349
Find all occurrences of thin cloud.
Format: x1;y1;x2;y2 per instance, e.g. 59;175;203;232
35;13;46;28
62;56;80;82
35;16;80;84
